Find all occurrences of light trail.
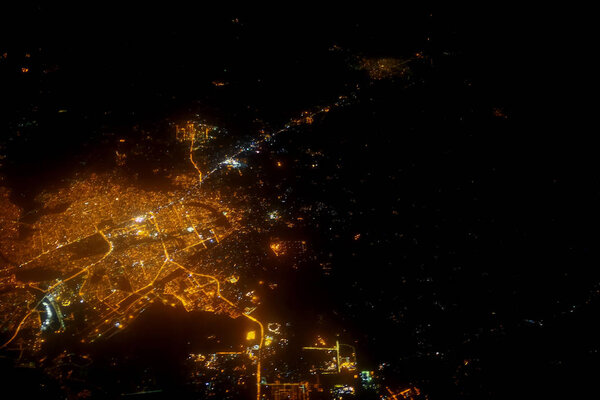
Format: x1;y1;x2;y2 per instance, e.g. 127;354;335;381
9;93;356;276
135;93;358;216
170;260;264;400
16;235;93;269
148;212;170;260
189;132;203;184
51;229;114;293
1;90;361;395
302;340;359;374
0;309;36;349
1;229;114;348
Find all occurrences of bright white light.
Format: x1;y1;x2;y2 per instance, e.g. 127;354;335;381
221;158;242;168
41;302;53;331
134;216;145;223
187;227;195;232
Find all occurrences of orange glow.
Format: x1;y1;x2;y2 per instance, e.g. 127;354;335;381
0;83;357;400
270;241;282;256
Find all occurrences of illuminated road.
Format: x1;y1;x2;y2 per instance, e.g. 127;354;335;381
0;93;360;400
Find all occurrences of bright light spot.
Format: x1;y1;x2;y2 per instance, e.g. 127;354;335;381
270;241;284;256
187;227;194;232
221;158;242;168
267;322;281;334
134;216;145;223
246;330;256;340
41;302;53;331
